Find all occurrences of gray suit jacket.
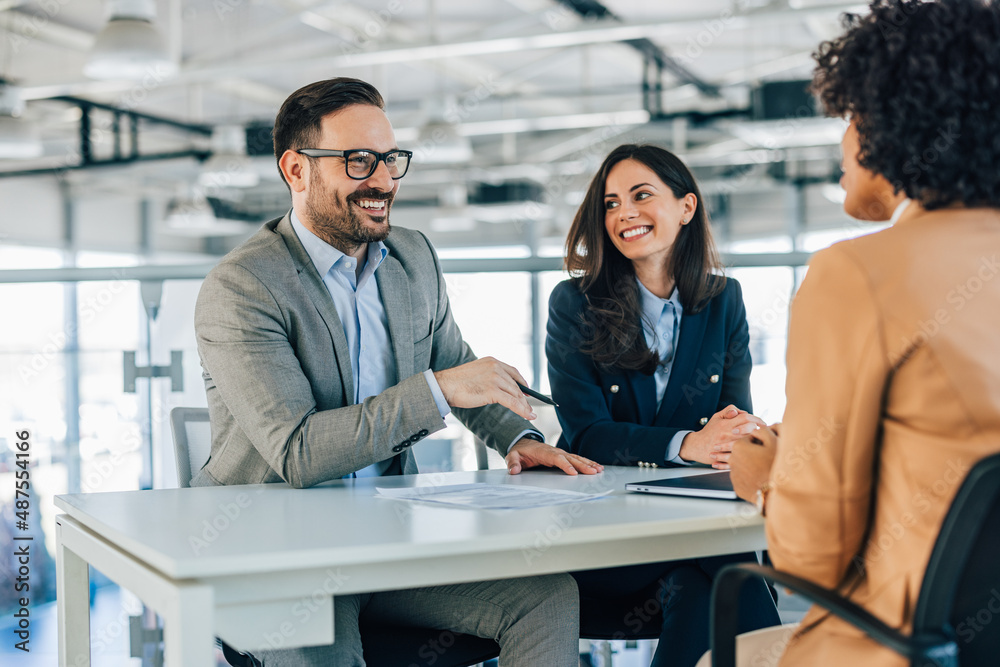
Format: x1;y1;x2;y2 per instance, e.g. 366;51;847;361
191;213;535;488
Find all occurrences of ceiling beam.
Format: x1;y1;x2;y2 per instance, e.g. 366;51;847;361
18;2;861;102
0;7;94;52
297;0;575;119
553;0;720;97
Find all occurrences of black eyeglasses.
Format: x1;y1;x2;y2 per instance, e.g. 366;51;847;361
295;148;413;180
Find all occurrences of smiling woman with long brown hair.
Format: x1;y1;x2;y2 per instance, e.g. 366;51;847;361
545;144;780;666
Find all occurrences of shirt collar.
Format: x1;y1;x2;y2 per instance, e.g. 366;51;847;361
289;209;388;279
636;277;682;326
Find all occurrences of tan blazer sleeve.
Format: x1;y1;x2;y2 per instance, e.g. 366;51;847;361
766;243;891;589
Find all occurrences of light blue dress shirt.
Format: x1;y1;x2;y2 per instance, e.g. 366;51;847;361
290;211;453;477
290;212;536;477
636;279;695;466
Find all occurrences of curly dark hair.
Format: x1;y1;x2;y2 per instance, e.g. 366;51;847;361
812;0;1000;209
564;144;725;374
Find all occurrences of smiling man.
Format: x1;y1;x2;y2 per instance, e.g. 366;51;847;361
191;77;598;665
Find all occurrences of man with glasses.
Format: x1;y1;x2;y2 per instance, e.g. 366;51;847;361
192;77;600;665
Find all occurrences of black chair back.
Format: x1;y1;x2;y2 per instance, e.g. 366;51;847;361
913;451;1000;667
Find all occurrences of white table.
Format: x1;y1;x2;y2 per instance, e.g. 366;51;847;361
55;466;765;666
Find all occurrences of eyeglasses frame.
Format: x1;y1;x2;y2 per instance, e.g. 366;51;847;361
294;148;413;180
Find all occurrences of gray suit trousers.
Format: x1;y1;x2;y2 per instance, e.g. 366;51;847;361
254;573;580;666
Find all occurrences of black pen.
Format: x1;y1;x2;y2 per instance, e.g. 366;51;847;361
517;383;559;407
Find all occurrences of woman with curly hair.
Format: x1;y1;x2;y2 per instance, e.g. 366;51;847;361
545;143;780;666
724;0;1000;665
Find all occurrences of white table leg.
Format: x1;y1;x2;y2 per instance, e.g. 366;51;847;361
57;517;91;667
163;584;215;667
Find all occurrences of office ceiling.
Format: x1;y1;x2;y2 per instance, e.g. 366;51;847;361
0;0;862;253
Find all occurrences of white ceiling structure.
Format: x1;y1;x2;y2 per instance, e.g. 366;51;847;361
0;0;865;257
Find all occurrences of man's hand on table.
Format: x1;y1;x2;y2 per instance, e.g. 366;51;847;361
506;439;604;476
730;423;779;503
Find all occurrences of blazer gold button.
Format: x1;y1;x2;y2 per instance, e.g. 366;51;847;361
610;384;620;393
700;417;709;425
709;374;720;384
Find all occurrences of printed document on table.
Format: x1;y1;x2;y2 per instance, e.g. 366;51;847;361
375;483;612;510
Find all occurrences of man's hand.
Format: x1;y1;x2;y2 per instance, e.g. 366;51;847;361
434;357;536;421
730;424;779;502
506;438;604;476
678;405;768;468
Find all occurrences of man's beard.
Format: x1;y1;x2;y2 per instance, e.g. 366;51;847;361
303;173;394;252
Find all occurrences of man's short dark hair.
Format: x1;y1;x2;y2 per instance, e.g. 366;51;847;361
272;78;385;185
812;0;1000;209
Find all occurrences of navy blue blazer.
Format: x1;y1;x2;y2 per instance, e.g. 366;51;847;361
546;277;753;467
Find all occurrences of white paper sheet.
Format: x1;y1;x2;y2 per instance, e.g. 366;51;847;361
375;483;612;510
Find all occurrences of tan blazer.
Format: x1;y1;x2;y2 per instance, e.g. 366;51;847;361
767;207;1000;666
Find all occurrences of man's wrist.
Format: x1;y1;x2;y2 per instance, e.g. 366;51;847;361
507;430;544;454
422;369;451;419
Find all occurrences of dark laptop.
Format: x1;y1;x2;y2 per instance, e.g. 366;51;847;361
625;471;739;500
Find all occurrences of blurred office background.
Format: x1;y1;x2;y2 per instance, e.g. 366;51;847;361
0;0;875;663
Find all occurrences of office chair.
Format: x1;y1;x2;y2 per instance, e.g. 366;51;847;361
708;451;1000;667
169;407;212;489
168;407;501;667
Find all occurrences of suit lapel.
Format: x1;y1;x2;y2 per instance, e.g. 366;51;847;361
276;214;355;400
376;253;414;385
654;306;709;426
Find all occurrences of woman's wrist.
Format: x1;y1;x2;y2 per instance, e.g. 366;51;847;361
754;482;772;516
678;431;700;462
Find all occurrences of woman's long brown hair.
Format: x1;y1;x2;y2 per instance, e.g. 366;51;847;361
564;144;725;374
